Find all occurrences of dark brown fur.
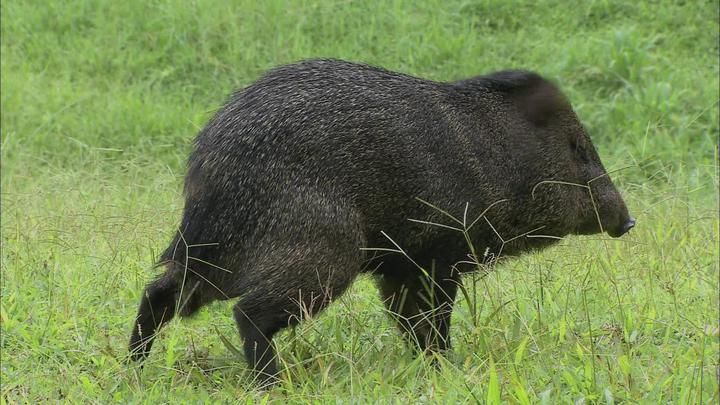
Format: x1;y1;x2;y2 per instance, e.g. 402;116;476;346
128;59;634;384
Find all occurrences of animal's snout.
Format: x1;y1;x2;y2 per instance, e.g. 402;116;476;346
620;217;636;235
609;216;636;237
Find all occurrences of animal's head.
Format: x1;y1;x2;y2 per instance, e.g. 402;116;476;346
464;71;635;239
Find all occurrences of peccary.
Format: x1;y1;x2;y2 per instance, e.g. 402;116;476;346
129;59;635;383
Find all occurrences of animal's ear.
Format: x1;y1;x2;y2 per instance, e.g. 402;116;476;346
460;70;571;126
515;81;569;127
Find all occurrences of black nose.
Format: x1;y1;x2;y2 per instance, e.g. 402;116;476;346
620;217;636;235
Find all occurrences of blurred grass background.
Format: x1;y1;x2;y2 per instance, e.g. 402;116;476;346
2;0;718;402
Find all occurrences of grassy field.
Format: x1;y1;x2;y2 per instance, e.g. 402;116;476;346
2;0;718;402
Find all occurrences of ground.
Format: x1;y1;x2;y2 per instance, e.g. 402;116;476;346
2;0;718;403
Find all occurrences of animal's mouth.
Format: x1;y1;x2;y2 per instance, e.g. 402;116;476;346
574;215;636;238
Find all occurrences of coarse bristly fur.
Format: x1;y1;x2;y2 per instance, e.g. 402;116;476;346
128;59;634;385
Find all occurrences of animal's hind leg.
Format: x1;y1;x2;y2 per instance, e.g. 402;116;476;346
233;303;283;384
231;243;362;385
129;273;179;361
128;270;205;362
230;208;364;383
206;187;366;384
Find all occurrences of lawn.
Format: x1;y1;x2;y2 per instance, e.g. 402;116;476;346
2;0;718;403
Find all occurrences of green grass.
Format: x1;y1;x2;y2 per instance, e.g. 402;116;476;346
2;0;718;402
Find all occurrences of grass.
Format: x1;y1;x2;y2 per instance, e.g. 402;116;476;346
2;0;718;402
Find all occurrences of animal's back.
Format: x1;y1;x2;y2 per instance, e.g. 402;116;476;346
185;60;476;241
